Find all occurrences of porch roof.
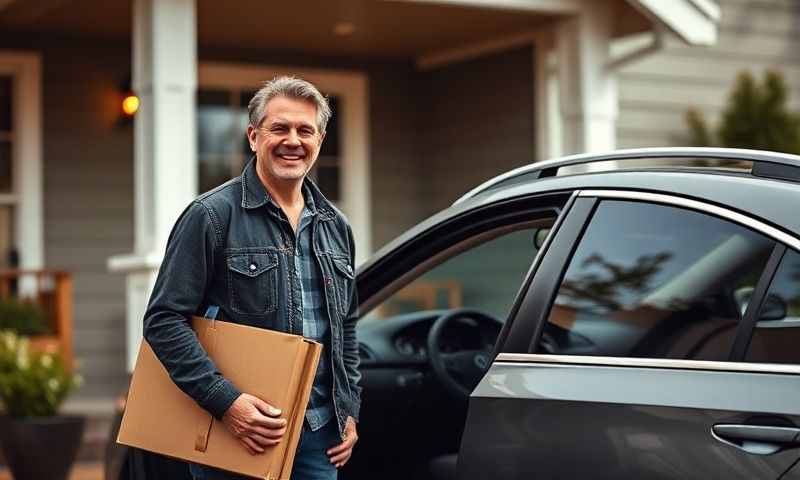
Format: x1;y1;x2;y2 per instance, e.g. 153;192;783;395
0;0;717;59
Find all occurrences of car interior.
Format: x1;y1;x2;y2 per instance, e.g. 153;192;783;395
344;218;555;480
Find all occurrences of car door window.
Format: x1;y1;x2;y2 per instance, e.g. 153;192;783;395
540;200;775;360
746;248;800;363
364;225;548;324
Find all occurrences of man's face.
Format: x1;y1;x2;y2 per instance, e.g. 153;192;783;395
247;95;325;185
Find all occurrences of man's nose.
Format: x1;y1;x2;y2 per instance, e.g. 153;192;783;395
286;129;301;146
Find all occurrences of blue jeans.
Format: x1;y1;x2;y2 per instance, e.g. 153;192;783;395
190;420;340;480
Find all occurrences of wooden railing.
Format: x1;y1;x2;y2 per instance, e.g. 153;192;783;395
0;269;74;370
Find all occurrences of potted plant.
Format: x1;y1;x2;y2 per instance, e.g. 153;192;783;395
0;329;84;480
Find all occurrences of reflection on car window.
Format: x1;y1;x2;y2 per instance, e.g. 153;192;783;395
364;226;547;323
746;249;800;364
542;200;774;361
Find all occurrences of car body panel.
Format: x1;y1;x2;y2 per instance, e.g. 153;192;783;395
458;359;800;479
351;149;800;480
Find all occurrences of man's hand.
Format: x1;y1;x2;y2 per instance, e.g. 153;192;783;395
222;393;287;455
327;416;358;468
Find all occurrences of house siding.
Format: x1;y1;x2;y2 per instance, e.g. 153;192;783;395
417;46;535;216
40;40;134;398
617;0;800;148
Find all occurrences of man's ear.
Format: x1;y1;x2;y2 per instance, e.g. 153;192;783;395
318;131;327;147
246;125;257;152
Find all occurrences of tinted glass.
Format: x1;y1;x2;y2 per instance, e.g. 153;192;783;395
0;76;11;132
0;205;12;268
365;225;550;324
542;200;774;360
746;249;800;363
0;141;10;193
197;89;249;193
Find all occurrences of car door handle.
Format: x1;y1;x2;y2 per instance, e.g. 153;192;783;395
712;424;800;455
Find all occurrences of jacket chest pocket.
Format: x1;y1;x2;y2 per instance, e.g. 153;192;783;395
329;254;355;317
226;251;279;315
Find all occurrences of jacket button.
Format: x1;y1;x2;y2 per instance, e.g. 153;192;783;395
249;263;257;271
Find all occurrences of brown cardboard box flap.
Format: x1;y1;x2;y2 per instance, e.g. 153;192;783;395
118;316;321;480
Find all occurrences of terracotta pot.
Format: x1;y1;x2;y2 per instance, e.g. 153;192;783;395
0;415;86;480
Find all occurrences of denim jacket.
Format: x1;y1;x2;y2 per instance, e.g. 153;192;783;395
143;158;361;437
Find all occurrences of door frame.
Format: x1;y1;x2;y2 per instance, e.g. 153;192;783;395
501;188;800;358
355;191;572;319
198;62;372;264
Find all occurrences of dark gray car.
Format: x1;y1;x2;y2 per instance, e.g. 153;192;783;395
348;148;800;480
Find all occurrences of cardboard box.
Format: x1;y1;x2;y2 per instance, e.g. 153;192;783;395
117;316;322;480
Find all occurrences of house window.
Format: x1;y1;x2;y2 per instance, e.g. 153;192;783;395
0;74;15;269
197;88;342;202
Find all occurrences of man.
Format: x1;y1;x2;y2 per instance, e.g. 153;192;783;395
143;76;361;480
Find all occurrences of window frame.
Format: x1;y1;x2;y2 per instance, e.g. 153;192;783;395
0;51;43;272
356;192;571;329
198;62;371;263
508;189;800;361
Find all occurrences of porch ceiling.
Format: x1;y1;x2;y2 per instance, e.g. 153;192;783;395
0;0;651;59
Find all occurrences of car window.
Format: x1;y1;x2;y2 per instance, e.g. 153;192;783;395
363;225;549;323
539;200;775;360
746;248;800;364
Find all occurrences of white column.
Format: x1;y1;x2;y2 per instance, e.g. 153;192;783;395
108;0;197;371
555;2;617;159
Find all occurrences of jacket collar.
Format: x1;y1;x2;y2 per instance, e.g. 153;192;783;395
240;157;334;219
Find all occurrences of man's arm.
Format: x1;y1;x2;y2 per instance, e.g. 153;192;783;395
342;223;362;419
144;202;287;455
143;201;241;420
327;223;362;468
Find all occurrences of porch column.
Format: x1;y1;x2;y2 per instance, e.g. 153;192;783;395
555;2;617;158
108;0;198;371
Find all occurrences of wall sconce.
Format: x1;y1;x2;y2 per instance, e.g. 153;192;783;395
122;92;139;117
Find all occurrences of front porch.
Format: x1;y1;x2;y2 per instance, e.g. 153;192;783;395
0;0;717;456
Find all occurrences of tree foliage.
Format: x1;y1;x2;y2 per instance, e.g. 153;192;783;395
686;70;800;155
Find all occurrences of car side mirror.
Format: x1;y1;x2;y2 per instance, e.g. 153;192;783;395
534;228;551;249
734;287;788;321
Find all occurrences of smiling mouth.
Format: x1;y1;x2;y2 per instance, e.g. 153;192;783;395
276;152;306;161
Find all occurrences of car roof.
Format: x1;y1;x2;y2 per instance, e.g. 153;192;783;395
456;147;800;204
359;149;800;273
469;169;800;235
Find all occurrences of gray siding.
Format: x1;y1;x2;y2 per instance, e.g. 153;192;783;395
39;40;134;398
617;0;800;148
417;46;535;216
368;64;424;250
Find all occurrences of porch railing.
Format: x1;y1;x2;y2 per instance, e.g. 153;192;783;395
0;269;74;370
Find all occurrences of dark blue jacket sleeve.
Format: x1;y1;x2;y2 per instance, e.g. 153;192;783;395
143;201;241;420
342;223;362;420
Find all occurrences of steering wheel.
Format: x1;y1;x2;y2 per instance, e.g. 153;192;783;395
427;309;503;399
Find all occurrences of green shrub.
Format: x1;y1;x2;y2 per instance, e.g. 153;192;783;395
0;330;81;417
687;70;800;155
0;299;51;336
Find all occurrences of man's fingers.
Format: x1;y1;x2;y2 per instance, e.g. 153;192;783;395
250;425;287;439
329;450;350;464
251;414;287;430
250;396;282;417
248;432;280;448
242;437;263;455
327;437;353;456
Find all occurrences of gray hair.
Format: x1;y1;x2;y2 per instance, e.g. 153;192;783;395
247;76;332;134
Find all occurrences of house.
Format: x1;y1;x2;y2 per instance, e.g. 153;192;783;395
2;0;786;413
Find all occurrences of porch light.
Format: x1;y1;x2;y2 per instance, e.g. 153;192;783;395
333;22;355;37
122;94;140;116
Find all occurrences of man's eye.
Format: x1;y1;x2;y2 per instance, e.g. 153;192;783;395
299;129;314;137
271;126;288;133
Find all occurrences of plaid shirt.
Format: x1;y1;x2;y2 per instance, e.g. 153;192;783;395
293;191;334;431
